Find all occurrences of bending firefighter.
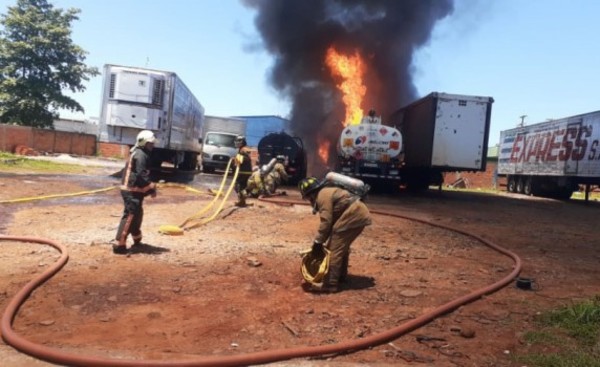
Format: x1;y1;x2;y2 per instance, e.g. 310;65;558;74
113;130;158;254
264;155;288;195
233;135;252;207
298;176;372;293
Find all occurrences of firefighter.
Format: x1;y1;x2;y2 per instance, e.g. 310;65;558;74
264;155;289;195
246;166;267;198
233;135;252;207
298;176;372;293
114;130;158;254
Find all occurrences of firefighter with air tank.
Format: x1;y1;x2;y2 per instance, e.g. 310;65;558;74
298;174;372;293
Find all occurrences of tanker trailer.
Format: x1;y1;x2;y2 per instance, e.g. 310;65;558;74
257;131;307;185
336;113;403;191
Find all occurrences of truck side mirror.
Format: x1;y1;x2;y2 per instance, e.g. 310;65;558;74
198;138;203;144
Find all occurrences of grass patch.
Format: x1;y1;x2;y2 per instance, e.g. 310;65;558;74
0;152;88;174
515;296;600;367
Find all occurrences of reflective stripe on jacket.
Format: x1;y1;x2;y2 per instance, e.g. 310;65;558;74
120;147;154;193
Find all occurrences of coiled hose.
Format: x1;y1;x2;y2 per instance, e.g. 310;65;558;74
0;198;522;367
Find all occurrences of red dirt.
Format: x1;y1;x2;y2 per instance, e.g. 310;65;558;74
1;166;599;367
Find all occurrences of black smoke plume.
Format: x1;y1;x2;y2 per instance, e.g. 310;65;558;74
242;0;454;176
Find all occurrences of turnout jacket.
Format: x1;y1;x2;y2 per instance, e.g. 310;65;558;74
313;186;372;244
120;147;155;194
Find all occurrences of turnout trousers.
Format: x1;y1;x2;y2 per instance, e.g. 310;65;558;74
115;191;145;246
324;226;365;287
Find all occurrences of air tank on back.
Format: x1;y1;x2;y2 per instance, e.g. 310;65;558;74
257;132;307;185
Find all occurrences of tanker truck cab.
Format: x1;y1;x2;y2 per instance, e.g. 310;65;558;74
200;132;238;173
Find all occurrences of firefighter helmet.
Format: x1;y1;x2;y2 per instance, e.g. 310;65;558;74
234;135;247;148
136;130;156;147
298;177;321;199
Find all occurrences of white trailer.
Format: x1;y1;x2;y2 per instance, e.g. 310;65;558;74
338;92;493;191
200;115;247;173
98;64;204;174
498;110;600;199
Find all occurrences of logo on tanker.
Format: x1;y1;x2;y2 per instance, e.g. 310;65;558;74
354;136;367;145
389;141;400;150
379;127;388;136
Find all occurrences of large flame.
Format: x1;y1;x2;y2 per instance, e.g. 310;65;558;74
325;47;366;126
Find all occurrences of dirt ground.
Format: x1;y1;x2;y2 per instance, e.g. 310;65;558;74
1;163;599;367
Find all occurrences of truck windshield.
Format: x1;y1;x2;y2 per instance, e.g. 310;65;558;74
206;133;236;147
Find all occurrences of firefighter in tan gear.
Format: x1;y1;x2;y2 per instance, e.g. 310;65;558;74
246;166;267;198
233;135;252;207
264;155;289;195
298;176;372;293
114;130;158;254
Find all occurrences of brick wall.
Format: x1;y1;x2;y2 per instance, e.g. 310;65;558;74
444;161;501;189
0;123;96;156
98;142;130;159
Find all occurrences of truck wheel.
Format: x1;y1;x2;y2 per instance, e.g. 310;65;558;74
523;177;533;196
516;177;524;194
507;176;517;193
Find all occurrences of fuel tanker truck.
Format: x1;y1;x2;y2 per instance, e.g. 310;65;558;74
336;92;494;191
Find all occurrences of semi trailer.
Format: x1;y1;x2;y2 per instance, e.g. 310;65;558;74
497;110;600;199
337;92;494;191
98;64;204;177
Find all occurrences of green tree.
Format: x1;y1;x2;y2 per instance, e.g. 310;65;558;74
0;0;99;128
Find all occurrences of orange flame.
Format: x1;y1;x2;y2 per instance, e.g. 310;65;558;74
318;139;331;165
325;47;366;126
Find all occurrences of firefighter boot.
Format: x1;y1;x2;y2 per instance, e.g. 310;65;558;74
235;190;247;207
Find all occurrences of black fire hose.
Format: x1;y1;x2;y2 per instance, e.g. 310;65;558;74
0;199;521;366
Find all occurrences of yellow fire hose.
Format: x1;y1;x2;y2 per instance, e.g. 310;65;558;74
158;158;240;235
0;161;242;236
0;186;117;204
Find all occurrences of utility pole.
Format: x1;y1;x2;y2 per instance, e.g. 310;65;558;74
518;115;527;127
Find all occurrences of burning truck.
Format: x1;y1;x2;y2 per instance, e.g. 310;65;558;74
336;93;494;191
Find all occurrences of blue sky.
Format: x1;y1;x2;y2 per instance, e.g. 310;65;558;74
2;0;599;147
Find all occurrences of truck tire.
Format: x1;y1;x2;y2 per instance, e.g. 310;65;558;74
516;177;524;194
523;177;533;196
507;176;517;193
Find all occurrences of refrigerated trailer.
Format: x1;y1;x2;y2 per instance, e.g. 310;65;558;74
98;64;204;176
497;110;600;199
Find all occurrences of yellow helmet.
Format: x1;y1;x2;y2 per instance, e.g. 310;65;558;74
298;176;321;198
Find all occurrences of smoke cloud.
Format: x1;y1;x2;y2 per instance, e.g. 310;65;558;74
242;0;454;175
